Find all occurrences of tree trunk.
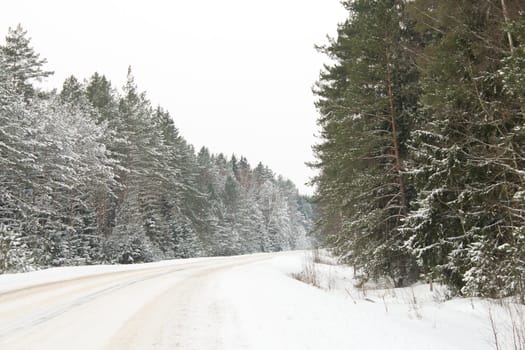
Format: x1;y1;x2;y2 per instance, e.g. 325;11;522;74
385;44;407;215
500;0;514;52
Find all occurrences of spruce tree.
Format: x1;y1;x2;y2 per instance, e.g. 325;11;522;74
403;0;525;297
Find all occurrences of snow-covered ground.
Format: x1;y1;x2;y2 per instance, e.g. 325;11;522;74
0;251;523;349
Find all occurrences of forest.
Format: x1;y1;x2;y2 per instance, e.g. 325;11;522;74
311;0;525;299
3;0;525;304
0;25;314;272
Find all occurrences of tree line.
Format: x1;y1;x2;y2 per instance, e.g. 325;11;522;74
0;24;314;272
312;0;525;299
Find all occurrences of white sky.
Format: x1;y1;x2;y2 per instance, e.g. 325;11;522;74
0;0;348;195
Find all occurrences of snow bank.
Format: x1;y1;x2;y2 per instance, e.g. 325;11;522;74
214;251;522;350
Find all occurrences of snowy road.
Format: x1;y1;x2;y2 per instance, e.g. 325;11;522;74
0;254;273;350
0;251;511;350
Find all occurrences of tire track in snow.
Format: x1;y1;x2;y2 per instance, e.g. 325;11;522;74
0;254;272;349
103;254;270;350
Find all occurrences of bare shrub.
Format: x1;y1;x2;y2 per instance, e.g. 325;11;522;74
406;287;422;320
505;302;525;350
488;306;501;350
312;248;338;266
326;266;336;291
488;299;525;350
291;253;320;288
353;274;368;297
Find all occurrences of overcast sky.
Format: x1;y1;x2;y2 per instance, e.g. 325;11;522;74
1;0;348;195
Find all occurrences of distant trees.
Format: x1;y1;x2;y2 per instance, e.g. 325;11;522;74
312;0;525;298
0;25;314;272
195;151;315;256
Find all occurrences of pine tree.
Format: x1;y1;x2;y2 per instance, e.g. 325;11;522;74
86;72;118;123
312;0;420;285
1;24;53;99
0;65;31;232
0;224;28;273
194;147;221;253
105;67;159;257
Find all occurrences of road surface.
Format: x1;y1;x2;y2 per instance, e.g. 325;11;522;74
0;251;506;350
0;254;272;350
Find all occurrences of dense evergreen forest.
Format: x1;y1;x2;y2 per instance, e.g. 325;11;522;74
0;25;314;272
312;0;525;299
